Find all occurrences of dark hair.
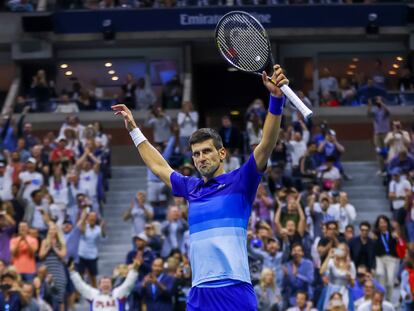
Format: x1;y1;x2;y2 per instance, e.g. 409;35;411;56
359;221;371;230
325;220;338;229
374;215;391;236
296;290;308;300
291;243;304;252
31;189;42;199
189;128;223;150
345;224;354;231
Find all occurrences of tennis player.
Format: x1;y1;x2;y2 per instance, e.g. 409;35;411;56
112;65;288;311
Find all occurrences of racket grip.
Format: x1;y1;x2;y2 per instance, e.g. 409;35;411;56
280;84;313;119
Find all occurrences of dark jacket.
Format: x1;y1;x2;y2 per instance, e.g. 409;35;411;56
139;273;176;311
349;236;376;271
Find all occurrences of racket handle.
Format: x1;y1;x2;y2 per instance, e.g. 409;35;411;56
279;84;313;119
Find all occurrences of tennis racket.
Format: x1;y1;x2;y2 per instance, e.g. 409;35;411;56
215;11;313;119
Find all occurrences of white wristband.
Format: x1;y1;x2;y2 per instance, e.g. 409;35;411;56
129;128;147;147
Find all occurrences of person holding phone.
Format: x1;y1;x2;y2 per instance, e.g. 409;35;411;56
319;243;356;311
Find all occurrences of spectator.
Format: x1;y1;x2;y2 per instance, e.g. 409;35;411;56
367;96;390;174
10;221;39;281
338;78;356;106
58;115;85;141
219;115;243;155
317;156;341;191
133;76;156;110
55;94;80;114
282;243;314;308
349;222;376;272
351;265;384;302
146;106;172;145
33;265;58;309
357;78;387;105
357;290;395;311
121;73;137;110
161;206;188;258
388;149;414;176
388;167;411;224
299;142;320;186
70;258;140;310
317;221;344;274
124;190;153;236
144;222;163;257
138;257;176;311
75;148;100;214
49;137;75;165
327;192;356;234
398;67;414;92
344;224;354;242
305;194;335;239
16;138;31;163
317;129;346;178
252;183;274;226
400;250;414;311
287;120;310;177
23;189;51;237
21;282;40;311
177;101;199;154
77;211;107;288
319;243;356;310
38;222;67;311
246;112;263;151
254;267;282;311
19;157;44;202
125;232;155;277
354;278;375;309
163;75;182;109
30;70;54;112
373;215;399;301
0;271;25;310
0;209;16;264
384;120;411;163
286;291;317;311
318;68;338;106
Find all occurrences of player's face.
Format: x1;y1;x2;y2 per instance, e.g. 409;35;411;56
191;139;225;178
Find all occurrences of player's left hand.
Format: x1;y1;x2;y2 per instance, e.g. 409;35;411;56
262;64;289;97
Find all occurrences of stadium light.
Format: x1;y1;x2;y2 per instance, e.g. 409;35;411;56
105;62;112;67
352;58;359;62
346;71;354;75
388;70;397;75
396;56;404;61
392;64;400;69
349;64;357;69
108;70;115;75
65;71;73;76
230;110;240;116
111;76;119;81
60;64;68;69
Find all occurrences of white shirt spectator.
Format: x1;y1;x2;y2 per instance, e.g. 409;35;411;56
246;121;263;146
0;165;13;201
318;165;341;181
78;224;103;260
19;171;44;202
389;178;411;210
319;76;338;94
288;130;310;167
79;169;98;200
48;176;69;206
327;203;357;233
355;297;371;310
177;111;199;138
70;269;138;311
146;115;172;144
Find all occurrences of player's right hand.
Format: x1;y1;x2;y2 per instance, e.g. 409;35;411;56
111;104;138;132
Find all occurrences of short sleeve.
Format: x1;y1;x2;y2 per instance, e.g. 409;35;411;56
239;154;263;204
170;172;199;199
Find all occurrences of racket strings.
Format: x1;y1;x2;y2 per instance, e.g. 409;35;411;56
216;13;270;72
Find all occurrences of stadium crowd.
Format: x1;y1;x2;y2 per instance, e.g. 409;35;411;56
0;68;413;311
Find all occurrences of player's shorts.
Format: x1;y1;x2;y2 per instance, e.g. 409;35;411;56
147;181;167;202
186;282;257;311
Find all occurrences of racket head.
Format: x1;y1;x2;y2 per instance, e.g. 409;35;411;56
215;11;273;74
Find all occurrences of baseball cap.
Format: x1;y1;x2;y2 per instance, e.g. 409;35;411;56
26;157;36;165
133;232;148;242
328;129;336;136
390;167;401;176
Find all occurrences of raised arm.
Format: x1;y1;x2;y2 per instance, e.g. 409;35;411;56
112;105;174;188
253;65;289;171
